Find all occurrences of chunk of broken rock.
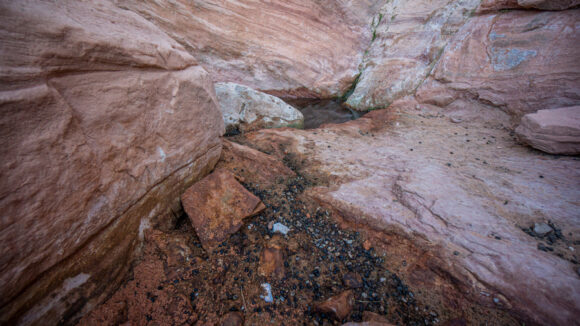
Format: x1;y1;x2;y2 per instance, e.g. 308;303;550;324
515;106;580;155
315;290;354;321
181;169;265;251
259;243;285;279
533;222;553;237
220;311;244;326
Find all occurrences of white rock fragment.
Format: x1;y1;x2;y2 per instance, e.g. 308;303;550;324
272;222;290;235
261;283;274;303
215;82;304;134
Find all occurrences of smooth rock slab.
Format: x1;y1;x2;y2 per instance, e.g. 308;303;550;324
516;107;580;155
245;99;580;325
215;82;304;133
181;169;265;251
116;0;382;97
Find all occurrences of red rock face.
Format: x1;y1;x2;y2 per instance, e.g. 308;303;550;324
0;1;223;325
419;10;580;119
181;169;265;251
115;0;383;97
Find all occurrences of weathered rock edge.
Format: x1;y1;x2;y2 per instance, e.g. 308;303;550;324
0;1;224;325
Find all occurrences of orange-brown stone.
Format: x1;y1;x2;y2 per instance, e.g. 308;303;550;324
181;169;265;251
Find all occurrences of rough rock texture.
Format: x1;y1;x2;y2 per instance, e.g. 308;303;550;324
220;311;244;326
215;82;304;133
344;316;396;326
181;169;265;251
417;10;580;120
342;322;395;326
116;0;383;97
345;0;481;110
479;0;580;11
78;230;200;326
215;140;296;186
245;99;580;325
315;290;355;321
516;106;580;154
0;1;223;325
258;242;286;279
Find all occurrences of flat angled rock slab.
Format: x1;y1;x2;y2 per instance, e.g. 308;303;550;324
244;99;580;325
181;169;265;251
516;106;580;155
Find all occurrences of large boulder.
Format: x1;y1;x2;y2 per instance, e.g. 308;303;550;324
417;10;580;120
0;1;224;325
115;0;383;97
215;82;304;133
345;0;481;110
516;106;580;154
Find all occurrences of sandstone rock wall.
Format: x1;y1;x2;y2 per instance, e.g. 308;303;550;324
114;0;383;98
0;1;224;325
346;0;580;120
345;0;481;110
418;9;580;120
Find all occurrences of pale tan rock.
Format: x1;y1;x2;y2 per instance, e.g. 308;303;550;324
215;82;304;133
418;10;580;119
246;100;580;325
0;1;223;325
516;107;580;155
115;0;383;97
345;0;480;110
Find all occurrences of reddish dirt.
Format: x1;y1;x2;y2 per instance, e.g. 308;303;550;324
78;138;521;326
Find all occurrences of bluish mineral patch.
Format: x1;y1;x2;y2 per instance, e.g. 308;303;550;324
491;48;537;71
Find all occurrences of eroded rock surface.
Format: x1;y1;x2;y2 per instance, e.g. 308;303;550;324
0;1;223;325
215;82;304;133
345;0;481;110
417;9;580;120
181;169;265;251
516;106;580;154
245;99;580;325
479;0;580;11
116;0;383;97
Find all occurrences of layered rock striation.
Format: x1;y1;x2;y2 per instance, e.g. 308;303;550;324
115;0;383;97
0;1;224;325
